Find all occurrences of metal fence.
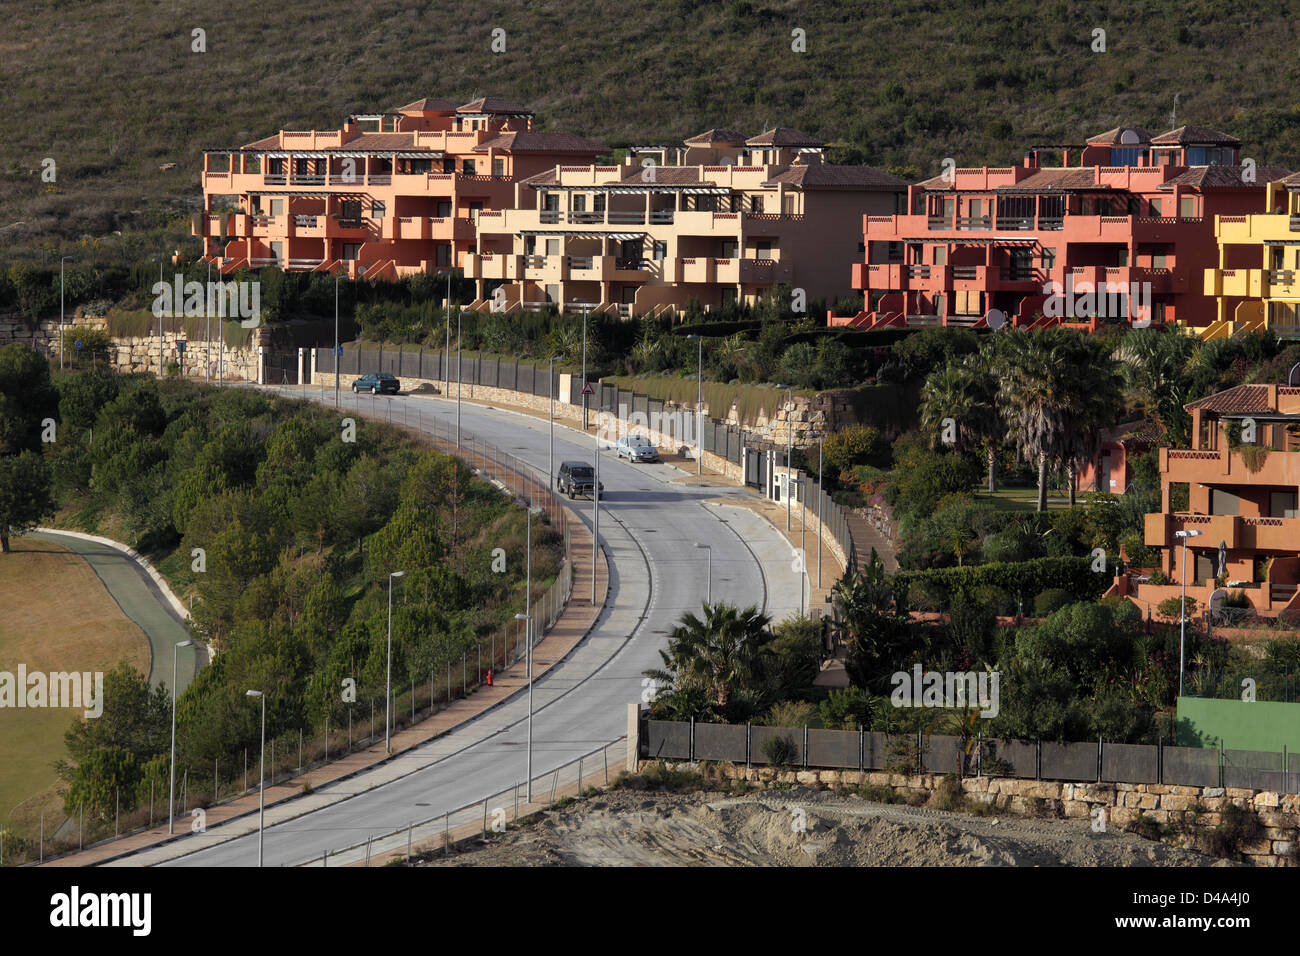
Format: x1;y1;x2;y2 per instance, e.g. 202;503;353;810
641;717;1300;793
23;391;578;867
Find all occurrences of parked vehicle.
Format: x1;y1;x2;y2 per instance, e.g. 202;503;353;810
556;461;604;499
351;372;400;395
615;435;659;462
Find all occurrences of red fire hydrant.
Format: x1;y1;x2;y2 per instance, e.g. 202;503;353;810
486;669;493;686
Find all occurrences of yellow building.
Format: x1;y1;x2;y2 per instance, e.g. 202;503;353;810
1204;173;1300;340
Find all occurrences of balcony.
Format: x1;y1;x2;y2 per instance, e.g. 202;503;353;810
995;216;1034;231
389;216;475;241
462;253;523;281
1145;512;1300;553
1161;445;1300;486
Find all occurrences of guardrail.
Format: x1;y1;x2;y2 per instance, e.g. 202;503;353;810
303;737;628;865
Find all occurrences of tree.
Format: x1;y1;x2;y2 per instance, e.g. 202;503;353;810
1061;336;1125;506
920;351;1004;491
0;342;59;454
834;549;916;692
645;603;774;720
0;450;53;552
994;329;1078;511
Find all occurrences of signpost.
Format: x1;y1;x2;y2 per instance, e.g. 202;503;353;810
177;340;187;377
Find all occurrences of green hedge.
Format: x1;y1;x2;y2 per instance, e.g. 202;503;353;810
893;556;1108;606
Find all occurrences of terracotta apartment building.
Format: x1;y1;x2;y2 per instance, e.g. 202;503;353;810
829;125;1286;332
460;128;907;316
1111;384;1300;618
192;97;606;280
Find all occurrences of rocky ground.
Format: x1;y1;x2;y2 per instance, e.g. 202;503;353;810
416;786;1232;867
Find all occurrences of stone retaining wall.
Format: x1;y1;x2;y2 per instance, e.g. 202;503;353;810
642;760;1300;867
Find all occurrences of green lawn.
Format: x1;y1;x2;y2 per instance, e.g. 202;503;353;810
969;486;1073;512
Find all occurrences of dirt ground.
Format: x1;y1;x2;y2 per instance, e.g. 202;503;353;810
420;786;1232;867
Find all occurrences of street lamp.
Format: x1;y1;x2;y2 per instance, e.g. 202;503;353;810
548;355;561;485
386;570;406;752
812;431;824;589
168;639;194;835
59;256;73;369
592;415;602;606
791;476;806;615
444;271;452;401
519;503;544;800
1175;528;1203;697
686;334;703;475
774;384;794;531
205;258;212;381
334;273;343;407
695;542;712;605
456;309;463;449
580;314;588;432
245;690;266;866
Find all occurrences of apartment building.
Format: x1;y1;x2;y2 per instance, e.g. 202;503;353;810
192;97;607;280
460;128;907;316
1112;384;1300;618
829;125;1286;332
1203;172;1300;340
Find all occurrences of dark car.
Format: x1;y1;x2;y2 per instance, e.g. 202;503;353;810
351;372;400;395
556;461;603;499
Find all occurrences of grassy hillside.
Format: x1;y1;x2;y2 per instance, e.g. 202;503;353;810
3;0;1300;265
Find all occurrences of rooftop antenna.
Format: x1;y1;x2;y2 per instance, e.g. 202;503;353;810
1169;93;1180;130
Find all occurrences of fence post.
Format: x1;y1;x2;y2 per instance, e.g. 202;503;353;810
858;726;864;773
1035;740;1042;781
1157;737;1163;785
746;723;752;769
1097;735;1103;783
803;725;809;769
689;716;695;762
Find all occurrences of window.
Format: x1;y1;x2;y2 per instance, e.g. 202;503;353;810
545;284;560;303
492;158;505;177
435;244;451;267
1148;197;1162;216
1150;246;1169;269
543;193;559;212
887;241;904;263
409;159;432;174
1179;196;1197;219
594;194;606;213
524;236;536;255
750;195;764;213
436;200;452;218
1111;247;1128;267
1271;490;1299;518
652;240;667;261
461;159;475;175
721;288;738;306
756;241;772;260
442;157;455;174
1110;147;1148;166
545;238;560;256
783;194;797;214
342;243;360;261
269;199;284;216
720;240;738;258
270;241;284;263
1041;247;1056;271
909;244;923;264
573;194;587;213
933;246;946;265
372;200;385;219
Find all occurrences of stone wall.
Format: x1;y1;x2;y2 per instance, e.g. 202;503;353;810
0;314;261;380
640;760;1300;867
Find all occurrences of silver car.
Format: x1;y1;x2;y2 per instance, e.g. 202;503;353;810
615;435;659;462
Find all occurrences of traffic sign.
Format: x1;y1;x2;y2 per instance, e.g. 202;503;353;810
177;341;187;353
336;345;344;357
582;381;594;395
74;340;83;351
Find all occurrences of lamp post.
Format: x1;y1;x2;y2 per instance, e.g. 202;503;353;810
245;690;266;866
791;476;806;615
686;334;703;475
580;314;588;432
386;570;405;752
59;256;73;369
774;385;794;531
205;259;213;380
814;431;824;589
518;504;544;799
1175;529;1202;697
592;416;601;606
444;271;452;400
334;273;342;407
695;542;712;605
456;309;463;450
548;355;560;484
168;639;194;835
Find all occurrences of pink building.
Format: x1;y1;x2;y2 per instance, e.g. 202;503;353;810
192;97;606;280
830;126;1287;332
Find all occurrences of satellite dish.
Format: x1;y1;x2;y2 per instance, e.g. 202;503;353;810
1119;128;1141;145
986;308;1006;330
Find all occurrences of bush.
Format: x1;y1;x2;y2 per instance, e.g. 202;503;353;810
761;734;799;767
818;687;875;730
1149;569;1170;586
764;700;818;728
1156;595;1198;622
824;424;888;473
1034;588;1072;616
894;556;1105;608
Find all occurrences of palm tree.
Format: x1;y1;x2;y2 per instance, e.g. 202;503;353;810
918;349;1004;491
644;603;773;716
1061;336;1125;505
1113;327;1197;446
994;328;1078;511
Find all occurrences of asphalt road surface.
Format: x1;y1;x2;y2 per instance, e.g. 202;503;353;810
135;387;802;867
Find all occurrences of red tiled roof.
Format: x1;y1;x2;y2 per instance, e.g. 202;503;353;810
617;166;702;185
242;134;281;150
324;132;419;151
1280;171;1300;188
1100;418;1166;446
1184;384;1274;415
1086;126;1152;145
1000;167;1101;190
1158;165;1289;189
746;127;825;148
1151;125;1241;145
762;164;908;190
518;169;559;187
397;97;457;113
456;97;533;115
473;131;607;154
684;128;749;145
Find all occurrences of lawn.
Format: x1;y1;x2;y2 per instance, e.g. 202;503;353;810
971;486;1073;512
0;536;150;838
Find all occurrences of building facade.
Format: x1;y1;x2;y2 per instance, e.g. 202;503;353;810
829;126;1286;333
460;128;906;316
1113;384;1300;618
192;97;606;280
1203;172;1300;340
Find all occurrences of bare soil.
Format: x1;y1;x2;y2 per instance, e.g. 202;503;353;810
420;786;1232;867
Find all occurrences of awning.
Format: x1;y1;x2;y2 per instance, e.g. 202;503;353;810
900;236;1041;245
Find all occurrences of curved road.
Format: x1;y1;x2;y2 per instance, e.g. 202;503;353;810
123;388;802;867
28;530;199;695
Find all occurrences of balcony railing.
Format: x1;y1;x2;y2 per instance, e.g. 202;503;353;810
368;175;391;185
264;174;287;185
927;216;952;230
953;266;979;280
999;268;1038;282
955;216;992;231
906;265;931;279
1290;215;1300;232
290;174;326;185
336;217;363;229
294;215;319;228
569;211;604;224
567;256;595;269
1038;217;1064;230
615;257;647;271
995;217;1034;231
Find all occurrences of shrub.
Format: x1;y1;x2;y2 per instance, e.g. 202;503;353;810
1034;588;1072;617
1149;569;1170;586
1156;595;1198;622
761;734;799;767
818;687;875;730
894;556;1105;608
824;424;888;473
764;700;818;728
1201;804;1265;860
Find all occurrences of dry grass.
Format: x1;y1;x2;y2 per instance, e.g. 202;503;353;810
0;537;150;828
